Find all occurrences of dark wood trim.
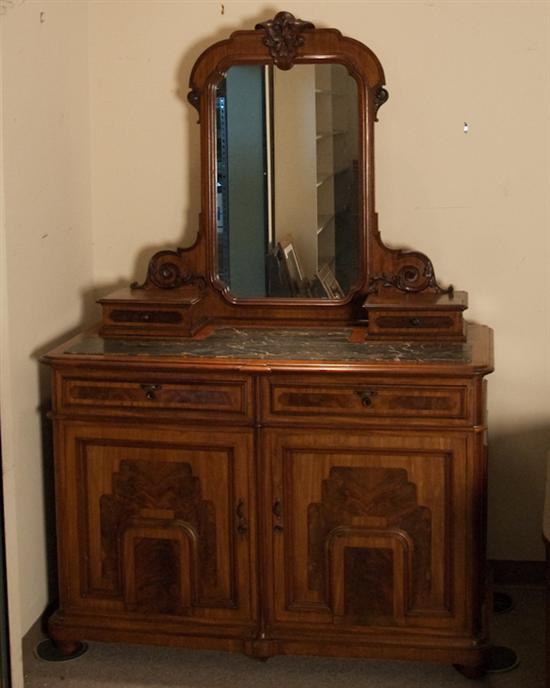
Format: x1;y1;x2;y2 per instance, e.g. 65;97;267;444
543;460;550;687
0;431;12;687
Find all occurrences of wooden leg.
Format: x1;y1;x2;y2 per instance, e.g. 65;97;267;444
243;639;278;660
36;637;88;662
46;621;87;661
54;640;84;657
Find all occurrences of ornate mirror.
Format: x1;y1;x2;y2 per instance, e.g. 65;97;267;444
187;10;388;307
100;12;457;338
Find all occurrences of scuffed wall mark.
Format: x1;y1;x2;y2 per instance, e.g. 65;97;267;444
41;234;48;239
40;10;45;23
0;0;24;15
221;4;224;15
0;0;15;15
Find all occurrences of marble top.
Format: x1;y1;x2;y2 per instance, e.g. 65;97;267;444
65;328;473;364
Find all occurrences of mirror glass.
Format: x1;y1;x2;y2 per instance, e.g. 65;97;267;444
215;63;359;299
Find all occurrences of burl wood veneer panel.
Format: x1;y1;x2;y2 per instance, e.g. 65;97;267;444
264;429;471;634
56;422;256;631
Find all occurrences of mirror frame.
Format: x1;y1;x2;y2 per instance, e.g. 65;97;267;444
100;12;456;338
187;11;388;321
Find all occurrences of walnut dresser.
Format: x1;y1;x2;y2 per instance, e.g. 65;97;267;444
42;11;494;680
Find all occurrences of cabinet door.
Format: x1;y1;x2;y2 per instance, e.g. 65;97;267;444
264;428;475;634
57;422;256;629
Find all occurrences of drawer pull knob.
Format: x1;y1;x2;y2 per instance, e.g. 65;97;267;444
356;390;377;408
410;317;422;327
272;499;284;533
236;499;249;535
140;383;162;400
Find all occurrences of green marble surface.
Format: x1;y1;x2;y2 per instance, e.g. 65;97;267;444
65;328;472;363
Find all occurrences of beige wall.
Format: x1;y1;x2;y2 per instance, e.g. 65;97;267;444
88;0;205;288
0;0;95;681
0;1;549;677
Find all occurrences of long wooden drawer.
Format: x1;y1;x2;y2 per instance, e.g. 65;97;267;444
260;375;472;426
57;372;253;422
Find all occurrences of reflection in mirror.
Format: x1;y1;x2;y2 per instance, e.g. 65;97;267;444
216;64;359;299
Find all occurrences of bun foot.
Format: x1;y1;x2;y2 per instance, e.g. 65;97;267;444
36;638;88;662
243;639;277;660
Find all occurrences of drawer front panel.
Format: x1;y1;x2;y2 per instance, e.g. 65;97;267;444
262;377;470;425
369;310;464;338
100;306;187;337
60;374;253;421
109;309;183;325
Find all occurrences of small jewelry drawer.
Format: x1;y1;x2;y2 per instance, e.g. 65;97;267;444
108;309;183;325
368;309;465;339
261;375;471;426
58;373;253;422
100;306;194;338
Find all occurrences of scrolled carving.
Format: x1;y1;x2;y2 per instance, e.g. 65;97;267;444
374;86;389;121
187;88;200;122
368;250;453;296
255;11;314;70
131;249;206;291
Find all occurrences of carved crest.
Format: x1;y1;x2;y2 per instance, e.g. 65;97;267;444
255;11;314;70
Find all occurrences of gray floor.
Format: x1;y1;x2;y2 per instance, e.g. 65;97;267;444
24;587;545;688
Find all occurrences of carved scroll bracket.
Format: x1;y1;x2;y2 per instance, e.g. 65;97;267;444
255;11;315;70
187;89;200;122
131;248;206;291
367;250;454;297
374;86;389;121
